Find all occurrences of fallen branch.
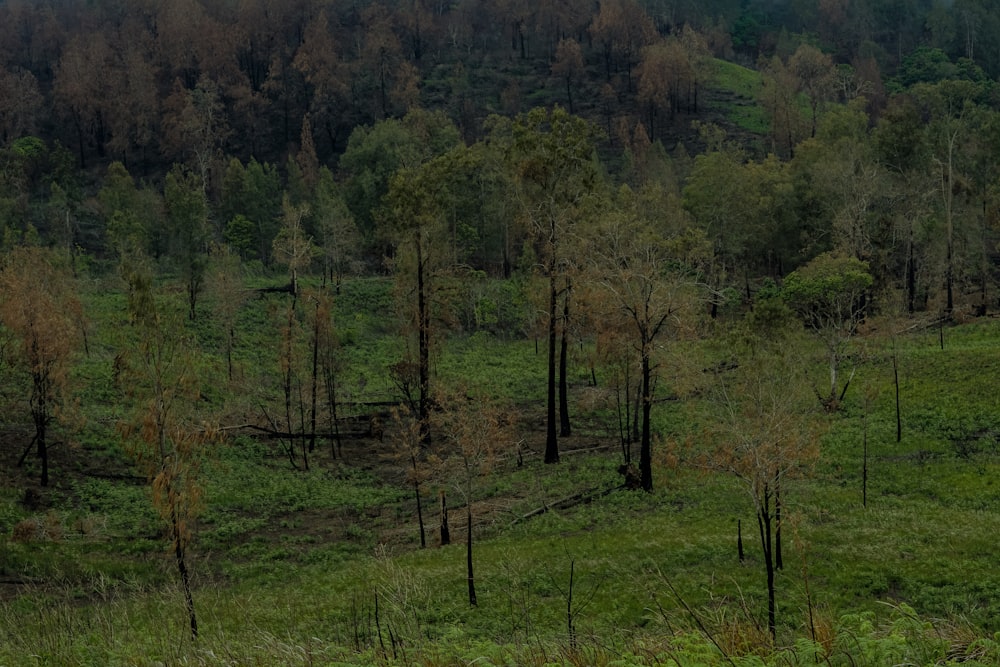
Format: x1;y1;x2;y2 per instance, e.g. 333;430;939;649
510;484;623;526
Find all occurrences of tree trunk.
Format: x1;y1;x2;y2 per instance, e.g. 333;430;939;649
757;487;776;643
893;340;901;443
639;348;653;492
416;232;431;445
440;491;450;546
33;383;49;487
559;283;571;438
172;510;198;640
774;475;782;570
863;403;869;508
545;268;559;463
283;296;300;469
828;348;839;405
309;303;320;454
466;505;477;606
413;476;426;548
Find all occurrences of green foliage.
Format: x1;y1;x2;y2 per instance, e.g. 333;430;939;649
340;109;461;246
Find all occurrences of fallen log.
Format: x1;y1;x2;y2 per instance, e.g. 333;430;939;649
510;484;624;526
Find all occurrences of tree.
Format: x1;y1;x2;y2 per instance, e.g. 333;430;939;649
589;0;657;90
433;389;516;607
104;39;160;166
220;157;283;264
387;406;430;548
782;252;873;409
683;146;797;301
704;322;820;643
788;44;836;138
164;164;209;321
339;109;461;254
588;186;707;491
117;259;214;641
354;3;408;121
551;38;584;114
759;54;806;159
268;196;317;470
0;66;44;145
206;244;246;382
635;30;708;139
384;145;481;443
52;34;113;167
910;80;981;315
292;9;350;157
0;246;81;487
314;168;363;291
507;107;601;464
790;101;889;267
162;75;230;192
272;195;315;297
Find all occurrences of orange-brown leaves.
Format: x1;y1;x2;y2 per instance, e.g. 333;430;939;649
0;247;80;424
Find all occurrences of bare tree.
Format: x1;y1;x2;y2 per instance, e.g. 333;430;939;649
433;389;516;607
703;324;820;643
588;186;707;491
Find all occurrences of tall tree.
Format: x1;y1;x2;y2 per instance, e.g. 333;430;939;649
589;185;707;491
384;145;481;442
704;315;819;643
164;165;210;321
52;33;113;167
0;246;81;487
788;44;836;138
551;38;584;114
292;9;350;157
507;107;601;464
162;75;230;193
0;67;44;145
117;259;214;641
911;79;981;315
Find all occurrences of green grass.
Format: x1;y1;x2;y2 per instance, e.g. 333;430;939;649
4;277;1000;665
708;59;770;135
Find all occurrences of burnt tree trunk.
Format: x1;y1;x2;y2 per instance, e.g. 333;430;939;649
559;280;572;438
309;301;320;453
545;264;559;463
775;473;783;570
466;504;477;606
30;367;51;487
411;452;425;548
440;491;450;546
639;340;653;492
416;232;431;445
172;509;198;640
757;485;776;643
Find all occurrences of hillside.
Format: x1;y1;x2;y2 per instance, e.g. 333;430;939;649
2;275;1000;665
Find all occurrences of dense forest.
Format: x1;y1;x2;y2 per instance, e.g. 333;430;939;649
4;1;1000;665
2;0;1000;303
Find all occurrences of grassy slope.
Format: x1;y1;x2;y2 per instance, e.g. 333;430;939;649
2;276;1000;665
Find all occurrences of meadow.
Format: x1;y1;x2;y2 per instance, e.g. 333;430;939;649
2;273;1000;666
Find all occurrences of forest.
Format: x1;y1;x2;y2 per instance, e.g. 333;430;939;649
3;0;1000;665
